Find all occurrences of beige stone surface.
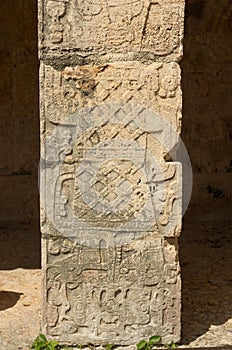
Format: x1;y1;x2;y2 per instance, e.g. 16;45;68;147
0;0;231;347
40;101;183;343
39;0;185;345
40;60;183;343
38;0;185;64
0;268;41;350
42;237;181;345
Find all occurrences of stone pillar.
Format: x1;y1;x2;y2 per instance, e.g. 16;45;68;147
39;0;185;346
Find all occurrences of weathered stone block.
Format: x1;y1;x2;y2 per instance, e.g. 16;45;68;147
40;62;182;133
38;0;185;64
43;236;181;345
41;104;182;241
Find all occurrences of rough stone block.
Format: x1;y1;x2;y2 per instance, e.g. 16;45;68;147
38;0;185;64
41;111;182;242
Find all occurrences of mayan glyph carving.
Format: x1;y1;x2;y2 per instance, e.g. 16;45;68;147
40;102;182;343
40;62;182;132
39;0;185;62
41;103;182;244
44;237;180;344
39;0;185;346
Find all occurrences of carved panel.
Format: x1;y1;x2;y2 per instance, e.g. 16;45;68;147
43;237;181;344
41;100;182;243
38;0;185;62
40;62;182;133
40;56;183;341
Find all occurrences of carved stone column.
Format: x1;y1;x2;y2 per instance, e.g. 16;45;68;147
39;0;185;346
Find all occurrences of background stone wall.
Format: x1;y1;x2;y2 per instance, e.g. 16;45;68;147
180;0;232;344
181;0;232;223
0;0;39;226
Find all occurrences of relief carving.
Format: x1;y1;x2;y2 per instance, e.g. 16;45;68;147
41;100;182;343
44;238;180;343
41;103;182;243
40;0;185;61
42;63;181;132
39;0;185;344
46;0;67;44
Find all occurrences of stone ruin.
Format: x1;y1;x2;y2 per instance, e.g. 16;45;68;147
39;0;185;346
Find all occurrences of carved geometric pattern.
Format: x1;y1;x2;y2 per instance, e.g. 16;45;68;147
41;103;182;246
40;81;183;345
41;62;182;133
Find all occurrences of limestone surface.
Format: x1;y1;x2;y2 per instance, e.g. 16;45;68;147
39;0;185;346
38;0;185;64
43;236;181;345
40;101;182;344
40;62;182;132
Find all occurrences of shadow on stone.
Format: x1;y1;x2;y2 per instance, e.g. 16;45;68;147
180;0;232;344
0;291;23;311
0;0;40;269
0;225;41;270
180;221;232;344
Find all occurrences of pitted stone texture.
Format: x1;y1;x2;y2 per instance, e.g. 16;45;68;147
40;62;182;133
43;236;181;345
38;0;185;63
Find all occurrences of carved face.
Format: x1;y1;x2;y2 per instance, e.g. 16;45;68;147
144;267;161;286
79;0;104;20
46;1;66;18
